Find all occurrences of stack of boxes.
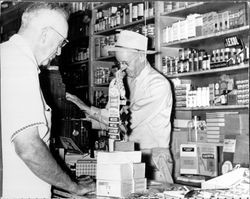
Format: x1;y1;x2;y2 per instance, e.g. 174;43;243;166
163;5;247;44
180;143;219;177
96;151;146;198
236;79;249;105
174;83;191;107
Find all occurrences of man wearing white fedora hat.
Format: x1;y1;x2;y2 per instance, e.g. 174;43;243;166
66;30;174;183
109;30;174;183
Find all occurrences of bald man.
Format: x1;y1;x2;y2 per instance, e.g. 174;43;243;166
0;3;94;198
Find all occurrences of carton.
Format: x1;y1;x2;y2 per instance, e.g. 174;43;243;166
97;151;142;164
180;144;199;174
96;178;146;197
96;163;145;180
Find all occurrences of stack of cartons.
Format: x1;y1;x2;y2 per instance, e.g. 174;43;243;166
96;151;146;198
206;112;238;143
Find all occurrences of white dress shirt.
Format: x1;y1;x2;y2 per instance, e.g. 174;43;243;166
128;63;173;149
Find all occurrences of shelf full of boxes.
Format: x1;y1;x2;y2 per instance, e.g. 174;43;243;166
159;1;249;186
160;2;249;110
89;2;157;108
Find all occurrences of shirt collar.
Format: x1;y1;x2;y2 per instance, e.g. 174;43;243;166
134;62;151;83
9;34;40;73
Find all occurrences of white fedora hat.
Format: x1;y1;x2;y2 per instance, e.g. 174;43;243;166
109;30;156;54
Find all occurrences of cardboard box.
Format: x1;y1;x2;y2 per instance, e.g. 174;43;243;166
114;141;135;151
224;114;249;135
222;10;230;30
197;145;218;177
96;163;145;180
97;151;141;164
96;178;146;197
180;144;199;174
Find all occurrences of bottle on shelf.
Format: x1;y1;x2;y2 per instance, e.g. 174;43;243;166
137;2;144;20
132;3;138;22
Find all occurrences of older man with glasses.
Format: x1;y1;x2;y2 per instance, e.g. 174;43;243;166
0;2;94;198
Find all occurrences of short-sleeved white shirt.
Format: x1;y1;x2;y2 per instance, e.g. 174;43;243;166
1;34;51;198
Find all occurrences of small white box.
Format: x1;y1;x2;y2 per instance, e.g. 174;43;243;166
97;179;132;198
96;178;146;198
96;163;145;180
97;151;141;164
180;144;199;174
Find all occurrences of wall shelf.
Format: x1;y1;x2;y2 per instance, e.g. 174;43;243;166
161;2;241;18
166;62;249;78
93;16;155;36
176;104;248;111
69;60;89;66
94;83;110;87
162;26;250;48
95;55;116;61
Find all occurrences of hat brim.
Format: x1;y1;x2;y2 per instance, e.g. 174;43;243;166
108;46;157;55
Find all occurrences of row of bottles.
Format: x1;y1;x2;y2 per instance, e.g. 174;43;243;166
94;2;154;32
163;2;196;13
162;46;249;75
94;67;111;85
71;47;89;63
94;90;108;108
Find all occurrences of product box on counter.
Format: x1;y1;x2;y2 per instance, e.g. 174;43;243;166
197;144;218;177
96;163;145;180
96;151;142;164
96;178;146;198
180;144;199;175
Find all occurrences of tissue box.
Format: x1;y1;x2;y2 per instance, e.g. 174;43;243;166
97;178;146;198
96;163;145;180
97;151;141;164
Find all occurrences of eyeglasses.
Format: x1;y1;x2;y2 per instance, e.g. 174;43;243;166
48;26;69;48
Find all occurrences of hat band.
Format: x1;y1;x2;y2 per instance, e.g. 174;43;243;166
115;45;146;52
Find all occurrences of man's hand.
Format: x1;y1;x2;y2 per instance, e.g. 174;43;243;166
74;180;96;196
65;92;90;113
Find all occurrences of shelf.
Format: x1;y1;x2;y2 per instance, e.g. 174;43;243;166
94;83;110;87
176;105;248;111
161;2;242;18
93;3;112;10
162;26;250;48
69;60;89;66
93;16;155;36
166;62;249;78
95;55;116;61
188;142;224;147
75;85;89;89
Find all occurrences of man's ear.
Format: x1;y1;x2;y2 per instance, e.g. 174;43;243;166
138;51;146;63
40;27;48;46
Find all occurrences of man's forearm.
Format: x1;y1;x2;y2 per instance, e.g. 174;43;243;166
25;140;78;192
14;129;78;194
